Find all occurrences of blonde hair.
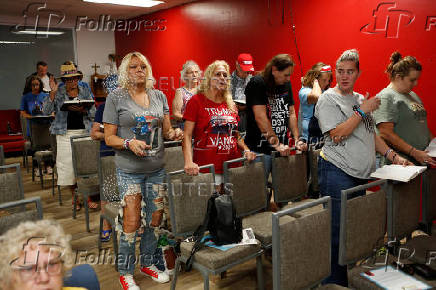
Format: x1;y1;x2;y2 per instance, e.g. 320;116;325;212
180;60;201;82
302;62;332;88
0;220;74;288
386;51;422;80
118;51;154;89
198;60;235;111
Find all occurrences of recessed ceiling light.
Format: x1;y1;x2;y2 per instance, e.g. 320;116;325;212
11;30;64;35
83;0;164;8
0;41;35;44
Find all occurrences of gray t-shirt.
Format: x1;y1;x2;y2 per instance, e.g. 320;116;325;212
315;88;375;179
373;87;430;152
103;87;169;173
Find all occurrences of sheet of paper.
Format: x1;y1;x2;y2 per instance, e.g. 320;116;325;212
361;266;431;290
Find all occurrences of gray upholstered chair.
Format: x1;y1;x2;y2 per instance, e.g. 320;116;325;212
163;141;184;174
271;151;308;203
167;164;264;290
223;155;273;248
338;179;388;268
0;163;43;235
97;155;120;271
272;151;323;217
20;115;32;171
421;168;436;235
30;120;54;189
272;197;347;290
385;176;436;271
70;135;100;232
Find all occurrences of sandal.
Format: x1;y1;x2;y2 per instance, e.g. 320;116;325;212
101;229;112;242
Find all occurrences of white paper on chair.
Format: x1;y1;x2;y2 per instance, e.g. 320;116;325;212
370;165;427;182
360;266;431;289
425;138;436;157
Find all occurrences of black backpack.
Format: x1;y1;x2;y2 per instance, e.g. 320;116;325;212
186;193;242;271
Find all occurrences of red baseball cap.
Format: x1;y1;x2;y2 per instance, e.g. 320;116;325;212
237;53;254;72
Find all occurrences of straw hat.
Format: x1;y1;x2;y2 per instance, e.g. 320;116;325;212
59;63;82;78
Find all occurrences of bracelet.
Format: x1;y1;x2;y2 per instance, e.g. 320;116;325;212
243;149;251;153
123;138;131;150
384;149;393;159
352;105;366;118
354;111;362;118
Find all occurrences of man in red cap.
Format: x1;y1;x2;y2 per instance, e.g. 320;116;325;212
231;53;255;134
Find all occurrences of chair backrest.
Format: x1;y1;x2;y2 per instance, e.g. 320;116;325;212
422;168;436;228
70;135;99;177
0;163;24;204
98;155;120;202
164;144;184;174
387;177;421;240
30;121;52;151
271;152;308;203
0;145;4;166
338;179;387;266
272;197;331;290
223;155;268;217
167;164;215;237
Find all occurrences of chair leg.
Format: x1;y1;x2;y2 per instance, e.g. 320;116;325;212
58;185;62;205
202;271;210;290
84;195;90;232
39;162;44;189
112;228;118;272
256;255;265;290
73;192;77;219
98;216;103;251
52;169;55;196
171;258;181;290
32;160;35;181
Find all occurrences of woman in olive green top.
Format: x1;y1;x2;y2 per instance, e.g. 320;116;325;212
374;51;435;166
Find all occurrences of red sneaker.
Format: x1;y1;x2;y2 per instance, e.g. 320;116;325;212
140;265;170;283
119;274;139;290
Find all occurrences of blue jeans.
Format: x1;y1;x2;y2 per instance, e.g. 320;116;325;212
318;158;366;286
116;167;166;275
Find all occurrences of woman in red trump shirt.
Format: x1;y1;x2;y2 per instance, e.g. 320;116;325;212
183;60;256;192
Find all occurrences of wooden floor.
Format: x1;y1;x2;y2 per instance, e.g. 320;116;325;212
6;156;273;290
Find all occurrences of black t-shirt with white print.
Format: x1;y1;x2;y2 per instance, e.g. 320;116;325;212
244;74;294;155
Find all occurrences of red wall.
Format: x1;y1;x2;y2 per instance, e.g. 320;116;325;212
115;0;436;132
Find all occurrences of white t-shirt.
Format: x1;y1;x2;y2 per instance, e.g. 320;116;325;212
40;75;51;92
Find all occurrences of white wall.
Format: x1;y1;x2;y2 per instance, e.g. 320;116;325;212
76;30;115;85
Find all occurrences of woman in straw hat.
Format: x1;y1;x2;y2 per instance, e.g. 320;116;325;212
42;61;95;211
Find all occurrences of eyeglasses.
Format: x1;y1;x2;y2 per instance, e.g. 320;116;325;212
11;260;63;280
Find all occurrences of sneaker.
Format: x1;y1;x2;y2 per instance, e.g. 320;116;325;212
140;265;170;283
119;274;140;290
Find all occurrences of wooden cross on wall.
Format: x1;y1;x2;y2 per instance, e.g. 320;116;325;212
92;63;100;75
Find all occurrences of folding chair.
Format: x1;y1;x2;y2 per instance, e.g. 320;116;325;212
30;120;54;189
97;155;120;271
272;197;347;289
70;135;100;232
224;154;273;248
167;164;264;290
0;163;43;235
